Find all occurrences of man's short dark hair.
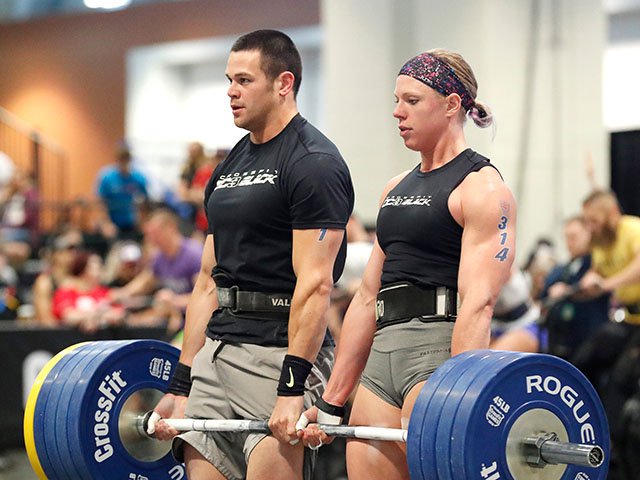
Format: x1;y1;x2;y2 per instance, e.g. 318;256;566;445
231;29;302;97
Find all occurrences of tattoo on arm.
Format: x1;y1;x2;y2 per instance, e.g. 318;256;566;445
495;215;510;262
318;228;327;241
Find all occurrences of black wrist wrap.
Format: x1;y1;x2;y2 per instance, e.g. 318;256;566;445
277;354;313;396
166;362;192;397
315;397;346;418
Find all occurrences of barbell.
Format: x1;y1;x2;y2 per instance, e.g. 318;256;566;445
24;340;610;480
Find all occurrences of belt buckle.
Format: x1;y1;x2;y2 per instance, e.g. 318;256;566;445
436;287;447;316
436;287;458;319
375;298;385;320
229;285;240;313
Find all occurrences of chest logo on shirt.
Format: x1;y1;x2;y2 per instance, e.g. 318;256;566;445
215;169;278;190
381;195;432;208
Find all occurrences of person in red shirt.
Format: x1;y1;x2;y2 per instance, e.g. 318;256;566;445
52;250;124;332
190;148;229;235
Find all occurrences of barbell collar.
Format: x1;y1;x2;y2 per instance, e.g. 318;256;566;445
523;434;605;469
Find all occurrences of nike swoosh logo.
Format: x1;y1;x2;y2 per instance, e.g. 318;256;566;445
286;367;295;388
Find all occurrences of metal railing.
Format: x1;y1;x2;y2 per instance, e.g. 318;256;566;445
0;106;67;231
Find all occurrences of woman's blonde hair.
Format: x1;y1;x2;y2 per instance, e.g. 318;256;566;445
428;48;493;128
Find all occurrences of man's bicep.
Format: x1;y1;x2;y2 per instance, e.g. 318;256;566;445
198;235;216;276
291;228;345;276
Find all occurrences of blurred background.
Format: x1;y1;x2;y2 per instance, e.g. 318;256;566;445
1;0;640;478
2;0;639;259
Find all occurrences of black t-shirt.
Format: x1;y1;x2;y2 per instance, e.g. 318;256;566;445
377;148;497;290
204;114;354;346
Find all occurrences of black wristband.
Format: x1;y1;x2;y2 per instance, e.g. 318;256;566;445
166;362;192;397
277;354;313;396
315;397;346;418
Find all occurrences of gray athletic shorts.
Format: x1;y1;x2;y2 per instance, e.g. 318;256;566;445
172;338;334;480
361;318;454;408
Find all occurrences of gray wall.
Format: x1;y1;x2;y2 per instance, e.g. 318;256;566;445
322;0;607;263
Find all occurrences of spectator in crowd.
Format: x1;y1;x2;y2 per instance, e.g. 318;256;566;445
188;147;228;237
0;167;40;266
573;191;640;386
0;251;19;320
112;208;203;333
103;241;144;288
522;237;558;300
31;229;83;326
329;215;374;344
0;150;15;190
63;196;117;258
162;141;208;235
576;190;640;445
96;141;149;240
541;215;609;360
490;267;542;353
52;250;125;333
176;142;209;216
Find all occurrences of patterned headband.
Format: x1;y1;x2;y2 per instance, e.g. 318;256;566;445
398;53;474;111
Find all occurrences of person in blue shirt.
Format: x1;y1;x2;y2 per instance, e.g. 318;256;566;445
96;142;148;240
541;215;609;360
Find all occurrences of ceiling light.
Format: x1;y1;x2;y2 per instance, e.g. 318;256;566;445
84;0;133;9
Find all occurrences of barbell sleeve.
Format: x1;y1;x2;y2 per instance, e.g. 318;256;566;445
538;439;605;468
522;433;605;469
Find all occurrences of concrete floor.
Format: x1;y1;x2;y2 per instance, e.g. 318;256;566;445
0;450;38;480
0;446;348;480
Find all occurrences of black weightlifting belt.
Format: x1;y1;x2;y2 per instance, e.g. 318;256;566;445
626;303;640;315
493;302;531;323
375;283;458;330
217;286;292;314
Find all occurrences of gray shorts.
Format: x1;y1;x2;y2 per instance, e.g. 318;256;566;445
172;338;333;480
361;319;454;408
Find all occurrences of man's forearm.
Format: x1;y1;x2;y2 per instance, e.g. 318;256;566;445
286;281;332;362
603;253;640;291
180;277;218;365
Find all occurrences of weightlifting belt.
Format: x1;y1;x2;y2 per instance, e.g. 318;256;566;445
625;303;640;315
375;283;457;330
493;302;531;323
217;286;292;314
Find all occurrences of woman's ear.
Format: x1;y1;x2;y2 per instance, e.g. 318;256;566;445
445;93;462;117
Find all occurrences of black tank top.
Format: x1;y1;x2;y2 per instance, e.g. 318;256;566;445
377;148;498;290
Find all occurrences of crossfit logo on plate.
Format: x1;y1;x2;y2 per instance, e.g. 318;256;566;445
93;370;128;463
149;358;172;381
486;395;510;427
480;461;500;479
574;473;590;480
485;405;504;427
526;375;596;444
